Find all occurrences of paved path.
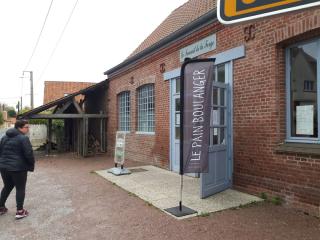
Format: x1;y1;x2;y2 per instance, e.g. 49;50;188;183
96;166;262;219
0;153;319;240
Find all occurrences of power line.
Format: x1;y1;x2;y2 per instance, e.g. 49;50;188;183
0;97;21;100
38;0;79;82
23;0;54;71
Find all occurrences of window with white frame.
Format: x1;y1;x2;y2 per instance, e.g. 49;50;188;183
137;84;155;132
287;39;319;140
118;91;130;131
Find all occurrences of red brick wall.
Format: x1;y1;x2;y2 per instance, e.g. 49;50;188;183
107;7;320;215
108;62;171;167
230;9;320;216
43;81;95;104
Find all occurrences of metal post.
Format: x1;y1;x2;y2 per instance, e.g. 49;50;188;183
179;59;185;212
22;71;34;109
30;71;34;109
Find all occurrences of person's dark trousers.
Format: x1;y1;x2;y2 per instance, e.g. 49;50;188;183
0;170;27;210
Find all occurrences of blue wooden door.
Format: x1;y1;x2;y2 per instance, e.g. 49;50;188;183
201;63;232;198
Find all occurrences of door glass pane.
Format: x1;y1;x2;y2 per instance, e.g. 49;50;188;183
211;128;218;145
217;64;225;83
175;78;181;93
290;41;318;138
219;128;226;145
212;88;218;105
212;107;219;126
175;98;181;112
220;89;225;106
175;113;180;125
175;127;180;140
220;109;225;125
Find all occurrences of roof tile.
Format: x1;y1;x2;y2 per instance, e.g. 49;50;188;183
128;0;216;58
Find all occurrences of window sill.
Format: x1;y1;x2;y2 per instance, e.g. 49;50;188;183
117;131;131;134
275;142;320;156
135;131;155;135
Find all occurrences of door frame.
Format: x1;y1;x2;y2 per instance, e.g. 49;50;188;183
170;77;180;172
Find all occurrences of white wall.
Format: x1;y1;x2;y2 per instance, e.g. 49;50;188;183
28;124;47;148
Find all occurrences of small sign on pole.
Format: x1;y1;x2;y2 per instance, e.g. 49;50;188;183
107;132;131;176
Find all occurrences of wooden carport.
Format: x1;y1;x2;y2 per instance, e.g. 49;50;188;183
18;80;108;157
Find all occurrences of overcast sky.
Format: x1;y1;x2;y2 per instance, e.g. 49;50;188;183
0;0;187;108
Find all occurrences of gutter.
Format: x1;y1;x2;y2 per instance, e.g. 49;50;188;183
104;10;217;78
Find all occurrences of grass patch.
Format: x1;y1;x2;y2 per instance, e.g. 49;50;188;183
231;201;260;210
198;212;210;217
260;192;268;200
259;192;283;205
270;196;283;205
128;192;137;197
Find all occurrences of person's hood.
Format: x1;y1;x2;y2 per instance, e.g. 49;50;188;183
6;128;21;138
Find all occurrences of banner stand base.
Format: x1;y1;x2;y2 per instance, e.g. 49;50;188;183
107;167;131;176
164;205;197;217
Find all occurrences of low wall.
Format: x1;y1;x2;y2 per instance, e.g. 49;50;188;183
28;124;47;148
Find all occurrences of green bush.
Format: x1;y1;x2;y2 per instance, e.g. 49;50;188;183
28;119;48;125
7;109;16;118
0;112;4;125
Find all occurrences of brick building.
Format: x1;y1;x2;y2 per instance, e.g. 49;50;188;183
43;81;95;104
104;0;320;215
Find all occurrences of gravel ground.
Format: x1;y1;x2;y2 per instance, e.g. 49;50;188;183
0;153;319;240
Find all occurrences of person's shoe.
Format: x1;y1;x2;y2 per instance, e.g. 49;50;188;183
0;207;8;215
15;209;28;220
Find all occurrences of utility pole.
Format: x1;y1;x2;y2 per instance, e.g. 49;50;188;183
16;101;20;114
23;71;34;109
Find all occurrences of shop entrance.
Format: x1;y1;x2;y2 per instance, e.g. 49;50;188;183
170;62;233;198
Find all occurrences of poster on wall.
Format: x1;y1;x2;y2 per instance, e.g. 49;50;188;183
296;105;314;135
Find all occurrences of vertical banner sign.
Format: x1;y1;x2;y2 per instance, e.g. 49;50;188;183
181;59;215;173
114;131;126;165
218;0;320;24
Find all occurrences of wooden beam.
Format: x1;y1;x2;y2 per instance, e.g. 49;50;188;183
55;101;73;114
52;105;60;114
82;117;88;157
72;98;84;114
47;119;52;155
100;118;106;152
29;114;107;119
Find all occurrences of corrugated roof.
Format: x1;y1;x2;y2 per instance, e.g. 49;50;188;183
128;0;216;58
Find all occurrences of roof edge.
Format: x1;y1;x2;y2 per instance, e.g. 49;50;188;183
44;81;96;84
18;80;108;119
104;10;217;77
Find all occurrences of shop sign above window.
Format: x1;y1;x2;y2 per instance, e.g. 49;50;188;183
179;34;216;62
218;0;320;24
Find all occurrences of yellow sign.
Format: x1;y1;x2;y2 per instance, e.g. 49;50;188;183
218;0;320;24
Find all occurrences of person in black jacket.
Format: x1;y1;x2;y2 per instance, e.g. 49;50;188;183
0;119;34;219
